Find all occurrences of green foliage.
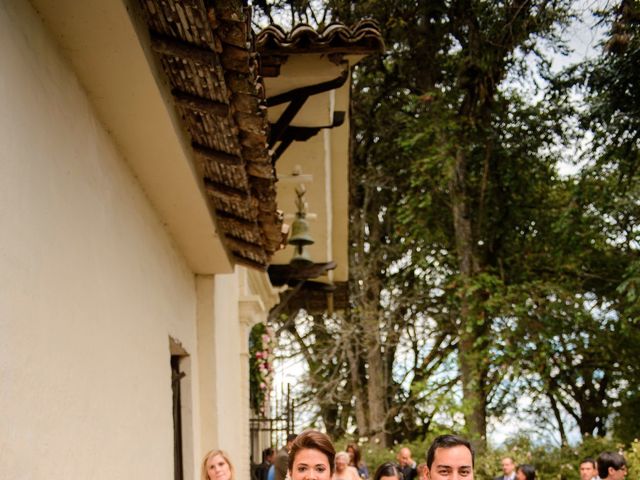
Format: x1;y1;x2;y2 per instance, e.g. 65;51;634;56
336;436;636;480
626;440;640;479
254;0;640;445
613;389;640;445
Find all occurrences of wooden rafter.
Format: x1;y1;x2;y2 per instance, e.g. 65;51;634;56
272;111;346;163
172;90;229;117
193;143;244;166
150;32;218;65
204;178;248;201
224;234;265;257
267;70;348;147
215;209;257;226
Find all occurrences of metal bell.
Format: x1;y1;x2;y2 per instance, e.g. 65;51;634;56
288;215;314;246
290;245;313;266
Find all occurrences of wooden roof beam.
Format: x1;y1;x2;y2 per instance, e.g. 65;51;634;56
173;90;229;117
224;234;265;257
272;111;346;163
267;70;348;147
215;209;257;226
204;178;248;201
149;32;218;65
193;142;243;166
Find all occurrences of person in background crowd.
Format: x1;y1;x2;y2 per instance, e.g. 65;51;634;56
288;430;336;480
256;448;275;480
347;443;370;479
516;464;536;480
397;447;418;480
276;433;298;480
495;457;516;480
417;463;427;480
334;451;361;480
373;463;403;480
201;449;235;480
425;434;475;480
597;452;628;480
580;458;599;480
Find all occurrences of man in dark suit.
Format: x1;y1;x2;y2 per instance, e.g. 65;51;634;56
255;448;275;480
494;457;516;480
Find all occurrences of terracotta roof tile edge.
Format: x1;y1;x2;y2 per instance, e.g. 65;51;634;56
255;19;385;53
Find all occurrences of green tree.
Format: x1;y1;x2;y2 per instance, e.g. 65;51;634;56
257;1;462;446
330;0;574;447
494;0;640;442
255;0;640;446
578;0;640;320
572;0;640;441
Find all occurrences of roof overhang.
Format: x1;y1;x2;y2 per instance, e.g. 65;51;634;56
29;0;384;291
257;22;383;291
29;0;233;274
134;0;284;271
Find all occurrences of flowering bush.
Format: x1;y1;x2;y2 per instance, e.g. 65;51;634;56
249;323;275;414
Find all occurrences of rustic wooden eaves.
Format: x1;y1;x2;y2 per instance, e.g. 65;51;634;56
138;0;282;271
256;20;384;161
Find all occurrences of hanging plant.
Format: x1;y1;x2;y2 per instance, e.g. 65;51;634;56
249;322;275;414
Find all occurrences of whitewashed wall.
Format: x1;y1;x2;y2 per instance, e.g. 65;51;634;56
0;0;201;477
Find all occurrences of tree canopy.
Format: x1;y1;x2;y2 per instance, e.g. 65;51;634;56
254;0;640;448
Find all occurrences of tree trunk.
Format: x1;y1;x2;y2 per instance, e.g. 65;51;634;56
450;145;488;447
365;321;387;446
345;319;369;436
320;404;342;439
359;250;387;446
547;392;569;445
459;328;488;447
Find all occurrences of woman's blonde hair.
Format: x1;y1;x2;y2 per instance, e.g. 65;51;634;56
201;449;235;480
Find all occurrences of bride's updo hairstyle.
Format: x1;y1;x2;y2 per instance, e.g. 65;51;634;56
288;430;336;476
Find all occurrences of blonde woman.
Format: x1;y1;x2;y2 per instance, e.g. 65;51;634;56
201;449;235;480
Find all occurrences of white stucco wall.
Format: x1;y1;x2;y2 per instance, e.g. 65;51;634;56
0;1;202;478
212;273;245;473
